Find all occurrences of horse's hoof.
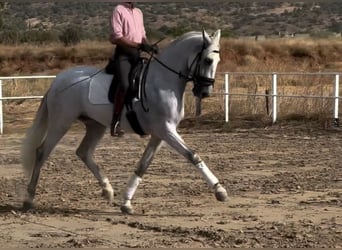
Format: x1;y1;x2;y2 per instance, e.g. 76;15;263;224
215;184;229;202
22;201;34;212
101;189;114;204
120;205;134;215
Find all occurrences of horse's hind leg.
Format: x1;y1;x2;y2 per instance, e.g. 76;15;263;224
76;119;114;203
121;136;163;214
24;127;69;210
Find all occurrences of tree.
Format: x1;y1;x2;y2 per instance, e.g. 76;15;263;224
59;25;82;46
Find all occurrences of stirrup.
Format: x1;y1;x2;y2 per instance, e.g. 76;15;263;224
111;121;124;137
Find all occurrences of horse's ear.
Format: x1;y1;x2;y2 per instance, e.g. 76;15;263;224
202;29;210;47
211;29;221;45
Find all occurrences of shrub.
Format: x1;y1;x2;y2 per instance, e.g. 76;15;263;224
59;25;82;46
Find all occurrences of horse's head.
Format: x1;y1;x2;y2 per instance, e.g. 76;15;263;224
190;29;221;99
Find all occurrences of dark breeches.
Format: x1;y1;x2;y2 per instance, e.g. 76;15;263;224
113;46;140;93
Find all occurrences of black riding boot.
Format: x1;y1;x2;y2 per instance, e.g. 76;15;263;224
111;89;126;137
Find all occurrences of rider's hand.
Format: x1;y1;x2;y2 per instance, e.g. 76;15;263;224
139;43;159;54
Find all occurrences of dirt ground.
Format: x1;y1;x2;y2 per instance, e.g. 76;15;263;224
0;107;341;247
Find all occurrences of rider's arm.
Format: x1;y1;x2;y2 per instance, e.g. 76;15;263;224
110;35;141;48
109;35;150;50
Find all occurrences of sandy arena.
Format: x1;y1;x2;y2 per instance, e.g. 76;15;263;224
0;113;341;247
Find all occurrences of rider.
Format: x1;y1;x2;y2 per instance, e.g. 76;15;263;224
108;2;158;136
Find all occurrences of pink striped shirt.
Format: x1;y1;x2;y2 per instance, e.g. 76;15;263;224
111;3;146;44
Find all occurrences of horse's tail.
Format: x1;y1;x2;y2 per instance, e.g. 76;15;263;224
21;93;49;178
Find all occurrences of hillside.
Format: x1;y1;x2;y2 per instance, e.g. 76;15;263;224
0;1;341;43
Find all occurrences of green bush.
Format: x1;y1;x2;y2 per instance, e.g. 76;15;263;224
59;25;82;46
0;29;20;44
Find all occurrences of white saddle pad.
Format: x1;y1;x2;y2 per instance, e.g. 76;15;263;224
88;72;113;105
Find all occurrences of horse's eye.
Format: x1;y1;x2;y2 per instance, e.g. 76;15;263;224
205;58;213;65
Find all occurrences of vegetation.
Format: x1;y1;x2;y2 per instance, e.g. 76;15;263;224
59;25;82;46
1;37;341;77
0;1;341;45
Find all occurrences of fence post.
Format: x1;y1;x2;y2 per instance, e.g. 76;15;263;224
225;73;229;123
0;80;3;135
334;74;340;126
272;73;277;123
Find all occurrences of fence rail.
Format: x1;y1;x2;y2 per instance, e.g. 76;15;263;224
0;76;56;134
223;72;341;124
0;72;341;134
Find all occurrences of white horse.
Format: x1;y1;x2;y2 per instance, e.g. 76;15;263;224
21;29;228;214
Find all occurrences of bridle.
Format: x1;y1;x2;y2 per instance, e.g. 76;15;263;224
149;43;219;88
188;46;220;88
139;37;219;111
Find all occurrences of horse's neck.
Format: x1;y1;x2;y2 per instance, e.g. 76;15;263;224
152;41;195;95
159;40;194;70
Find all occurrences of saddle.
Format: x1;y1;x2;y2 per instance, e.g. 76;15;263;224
107;57;146;106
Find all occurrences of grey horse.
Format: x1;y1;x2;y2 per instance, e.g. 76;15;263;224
21;29;228;214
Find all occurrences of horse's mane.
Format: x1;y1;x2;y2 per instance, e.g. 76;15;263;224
170;31;203;46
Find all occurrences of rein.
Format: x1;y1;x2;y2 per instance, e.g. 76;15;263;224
152;55;191;80
58;68;104;94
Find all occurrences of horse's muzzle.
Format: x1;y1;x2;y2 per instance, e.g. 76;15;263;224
193;77;215;98
201;92;210;98
192;84;213;98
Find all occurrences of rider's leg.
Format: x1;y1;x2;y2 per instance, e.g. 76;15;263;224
111;87;126;136
111;54;131;136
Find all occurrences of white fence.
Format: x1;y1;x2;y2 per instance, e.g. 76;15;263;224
0;75;56;134
0;72;341;134
224;72;341;124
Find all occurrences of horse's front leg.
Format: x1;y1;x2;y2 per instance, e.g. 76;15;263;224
121;136;163;214
163;129;228;202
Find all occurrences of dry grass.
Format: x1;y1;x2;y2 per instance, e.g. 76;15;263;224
219;37;342;73
0;41;112;76
1;38;342;127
